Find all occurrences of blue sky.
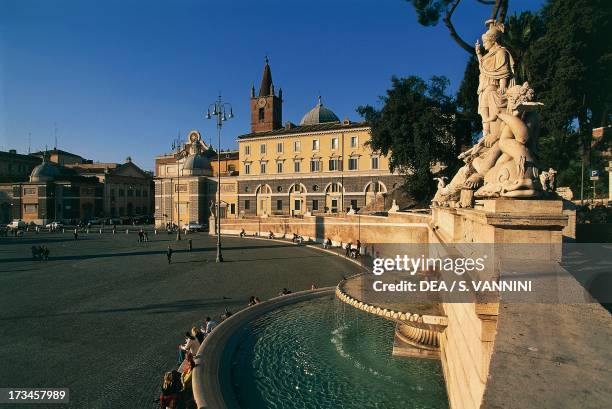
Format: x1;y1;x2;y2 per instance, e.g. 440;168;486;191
0;0;544;170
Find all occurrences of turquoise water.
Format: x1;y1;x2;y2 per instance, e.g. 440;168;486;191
230;296;448;409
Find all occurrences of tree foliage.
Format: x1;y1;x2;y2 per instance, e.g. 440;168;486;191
404;0;510;55
525;0;612;196
357;76;468;203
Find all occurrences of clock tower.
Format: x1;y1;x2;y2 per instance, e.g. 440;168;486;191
250;57;283;133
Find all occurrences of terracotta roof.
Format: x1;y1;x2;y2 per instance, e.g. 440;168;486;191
237;121;369;140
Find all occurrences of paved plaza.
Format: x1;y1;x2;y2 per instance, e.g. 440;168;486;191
0;229;362;408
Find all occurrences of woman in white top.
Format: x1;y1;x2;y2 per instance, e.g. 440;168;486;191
178;331;200;363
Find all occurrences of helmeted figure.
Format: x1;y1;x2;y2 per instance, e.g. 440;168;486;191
431;21;545;207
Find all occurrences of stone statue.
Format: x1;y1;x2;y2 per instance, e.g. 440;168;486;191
431;21;544;208
539;168;557;192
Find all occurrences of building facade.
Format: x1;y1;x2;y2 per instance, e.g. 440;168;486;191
0;156;103;224
0;150;42;183
65;158;153;218
235;59;402;217
154;131;218;228
0;149;153;224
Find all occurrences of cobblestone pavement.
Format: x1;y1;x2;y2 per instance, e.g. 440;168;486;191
0;230;362;409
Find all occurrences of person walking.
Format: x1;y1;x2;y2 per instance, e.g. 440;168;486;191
188;238;192;252
73;228;78;240
167;246;173;264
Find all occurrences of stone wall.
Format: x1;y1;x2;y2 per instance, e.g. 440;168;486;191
214;211;430;247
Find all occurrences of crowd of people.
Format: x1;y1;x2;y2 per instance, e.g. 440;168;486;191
158;317;220;409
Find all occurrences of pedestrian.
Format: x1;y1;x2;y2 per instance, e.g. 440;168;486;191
178;331;200;364
202;317;218;334
74;229;78;240
345;242;351;257
144;231;149;242
356;240;361;257
42;246;50;261
166;246;173;264
188;238;192;252
192;326;204;343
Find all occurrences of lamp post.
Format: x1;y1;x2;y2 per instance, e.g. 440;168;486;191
171;135;184;241
206;95;234;263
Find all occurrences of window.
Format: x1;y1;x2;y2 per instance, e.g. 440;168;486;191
351;199;358;210
350;136;358;148
127;188;134;197
23;188;36;195
371;156;379;170
245;200;250;210
312;200;319;211
24;204;38;214
348;157;359;170
277;142;283;153
119;189;125;197
276;199;283;211
143;189;148;197
310;160;321;172
293;140;301;152
331;137;338;150
294;161;300;173
260;162;267;174
230;203;235;215
175;184;187;193
312;139;319;151
135;189;141;197
258;108;264;121
331;183;341;193
277;162;283;173
245;145;251;155
329;158;342;171
260;144;266;154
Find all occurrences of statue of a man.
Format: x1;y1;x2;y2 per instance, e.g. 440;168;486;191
476;22;515;140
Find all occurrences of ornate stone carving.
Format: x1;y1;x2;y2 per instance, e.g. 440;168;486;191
432;21;545;208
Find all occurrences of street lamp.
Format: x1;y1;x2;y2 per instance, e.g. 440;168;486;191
206;94;234;263
171;134;184;241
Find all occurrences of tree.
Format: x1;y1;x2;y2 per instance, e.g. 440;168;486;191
526;0;612;196
357;76;468;203
404;0;510;55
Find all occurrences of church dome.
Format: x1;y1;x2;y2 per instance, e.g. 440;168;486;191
30;161;60;182
182;153;211;176
300;96;340;126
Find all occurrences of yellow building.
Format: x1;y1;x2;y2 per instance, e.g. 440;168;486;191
236;59;402;216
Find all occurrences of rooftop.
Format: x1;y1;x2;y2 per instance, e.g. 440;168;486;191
237;121;369;140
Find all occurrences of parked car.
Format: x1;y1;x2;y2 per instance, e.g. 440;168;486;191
8;220;26;230
87;218;102;225
183;221;205;232
45;221;64;229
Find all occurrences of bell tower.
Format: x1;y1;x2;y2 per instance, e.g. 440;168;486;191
250;57;282;133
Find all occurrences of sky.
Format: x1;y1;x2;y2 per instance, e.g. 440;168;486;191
0;0;545;170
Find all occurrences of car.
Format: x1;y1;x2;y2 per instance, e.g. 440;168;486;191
45;221;63;229
183;221;205;232
87;218;103;225
8;220;26;230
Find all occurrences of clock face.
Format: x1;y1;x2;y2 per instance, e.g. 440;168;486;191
257;98;267;108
